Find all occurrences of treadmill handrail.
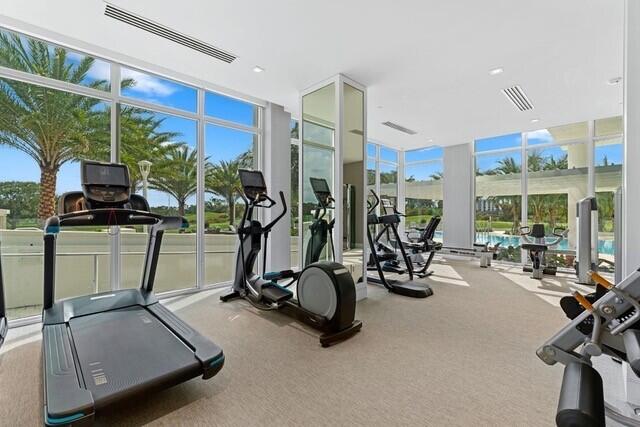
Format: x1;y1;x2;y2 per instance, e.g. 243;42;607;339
44;208;187;233
43;208;188;309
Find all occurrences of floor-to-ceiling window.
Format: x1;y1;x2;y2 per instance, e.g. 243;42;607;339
0;30;113;318
473;117;623;270
0;27;263;320
203;92;259;285
474;133;523;262
404;147;444;242
379;146;399;206
525;122;589;270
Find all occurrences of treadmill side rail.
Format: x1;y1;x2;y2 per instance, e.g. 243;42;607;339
42;324;95;426
147;303;225;379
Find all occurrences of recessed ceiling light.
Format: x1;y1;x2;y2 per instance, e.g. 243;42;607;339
253;66;264;73
489;67;504;76
607;77;622;85
531;118;540;123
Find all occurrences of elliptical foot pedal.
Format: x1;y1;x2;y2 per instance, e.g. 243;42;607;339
262;283;294;304
220;290;241;302
320;320;363;347
390;281;433;298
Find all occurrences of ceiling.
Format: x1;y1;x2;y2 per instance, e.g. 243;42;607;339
0;0;624;150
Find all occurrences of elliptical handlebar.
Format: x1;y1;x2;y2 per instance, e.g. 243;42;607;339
263;191;287;233
368;189;380;214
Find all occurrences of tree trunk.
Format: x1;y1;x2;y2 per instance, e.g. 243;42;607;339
228;197;235;225
38;165;58;221
178;200;185;217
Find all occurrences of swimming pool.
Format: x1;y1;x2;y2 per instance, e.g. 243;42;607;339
434;231;615;255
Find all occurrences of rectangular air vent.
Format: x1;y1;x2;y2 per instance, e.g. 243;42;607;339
502;85;533;111
104;4;236;63
381;121;417;135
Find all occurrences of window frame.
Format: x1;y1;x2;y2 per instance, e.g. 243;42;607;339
0;26;264;324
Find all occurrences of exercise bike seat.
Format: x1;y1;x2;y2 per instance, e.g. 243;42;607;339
521;243;548;252
262;283;294;304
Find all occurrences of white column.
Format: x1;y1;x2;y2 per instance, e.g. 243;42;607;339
263;103;292;272
443;143;474;248
623;0;640;276
398;150;406;237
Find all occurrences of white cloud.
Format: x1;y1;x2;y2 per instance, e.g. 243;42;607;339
121;69;176;97
527;129;553;144
87;60;111;81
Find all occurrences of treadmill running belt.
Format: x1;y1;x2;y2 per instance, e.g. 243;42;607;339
69;305;200;407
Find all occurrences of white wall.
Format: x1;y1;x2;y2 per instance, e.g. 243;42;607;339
263;103;292;272
623;0;640;276
443;143;474;248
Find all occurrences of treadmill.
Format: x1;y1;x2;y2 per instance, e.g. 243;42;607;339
0;239;7;348
365;190;433;298
42;160;225;426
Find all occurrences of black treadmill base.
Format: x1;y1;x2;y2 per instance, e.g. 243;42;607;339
390;282;433;298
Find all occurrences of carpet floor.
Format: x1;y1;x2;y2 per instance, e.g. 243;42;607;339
0;259;579;426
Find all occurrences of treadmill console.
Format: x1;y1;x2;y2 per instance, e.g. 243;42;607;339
81;161;131;209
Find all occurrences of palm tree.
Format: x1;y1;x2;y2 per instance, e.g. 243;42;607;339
206;159;241;225
0;31;177;221
148;144;198;217
0;32;111;219
494;156;521;175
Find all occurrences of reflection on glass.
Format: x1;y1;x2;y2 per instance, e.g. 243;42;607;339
342;83;364;259
475;151;522;262
595;137;623;271
302;83;336;262
120;107;198;292
290;144;300;267
204;124;257;285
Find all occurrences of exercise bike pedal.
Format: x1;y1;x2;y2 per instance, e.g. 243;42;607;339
262;283;294;304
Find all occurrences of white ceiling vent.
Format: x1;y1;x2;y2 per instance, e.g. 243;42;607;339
381;121;417;135
502;85;534;111
104;4;237;63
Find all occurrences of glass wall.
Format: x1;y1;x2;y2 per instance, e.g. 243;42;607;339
404;147;444;242
0;27;263;319
474;134;522;262
204;124;257;285
474;118;623;269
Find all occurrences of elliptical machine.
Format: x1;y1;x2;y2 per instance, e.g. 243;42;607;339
520;224;567;279
365;190;433;298
304;177;336;267
220;169;362;347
